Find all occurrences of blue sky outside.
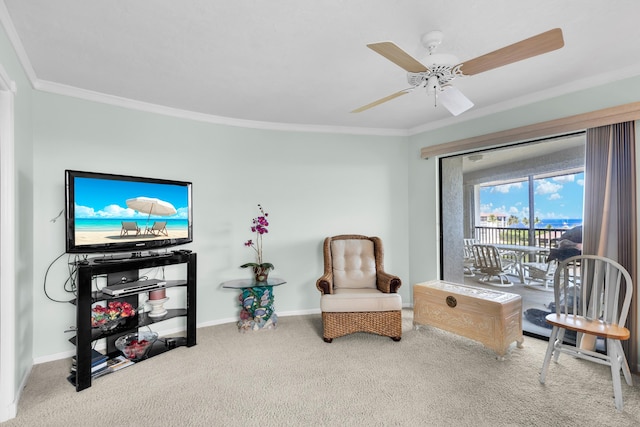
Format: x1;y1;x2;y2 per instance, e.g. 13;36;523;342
479;172;584;226
74;177;189;219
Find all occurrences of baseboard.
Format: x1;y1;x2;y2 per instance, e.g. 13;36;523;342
34;349;75;365
0;399;16;422
278;308;321;317
0;361;32;422
33;319;239;365
197;309;321;328
31;307;393;365
28;308;640;395
197;317;238;329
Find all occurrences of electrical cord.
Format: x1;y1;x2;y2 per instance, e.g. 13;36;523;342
43;252;72;303
94;274;108;293
64;255;79;294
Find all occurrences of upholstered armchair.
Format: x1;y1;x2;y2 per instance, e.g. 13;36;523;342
315;235;402;342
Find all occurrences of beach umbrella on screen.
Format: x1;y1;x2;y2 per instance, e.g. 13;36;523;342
126;197;177;229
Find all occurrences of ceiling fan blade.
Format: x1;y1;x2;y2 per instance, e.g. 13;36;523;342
438;86;474;116
367;42;429;73
457;28;564;76
351;89;411;113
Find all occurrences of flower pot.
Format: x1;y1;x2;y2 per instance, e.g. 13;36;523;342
253;265;270;283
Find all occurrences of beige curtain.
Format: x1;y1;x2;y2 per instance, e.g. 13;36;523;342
583;121;637;372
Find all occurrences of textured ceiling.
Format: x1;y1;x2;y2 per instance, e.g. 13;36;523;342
3;0;640;134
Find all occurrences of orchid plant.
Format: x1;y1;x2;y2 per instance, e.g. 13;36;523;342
241;204;274;278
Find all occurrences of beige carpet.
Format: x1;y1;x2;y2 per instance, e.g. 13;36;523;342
3;310;639;427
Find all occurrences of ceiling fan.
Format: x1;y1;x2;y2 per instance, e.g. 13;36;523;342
352;28;564;116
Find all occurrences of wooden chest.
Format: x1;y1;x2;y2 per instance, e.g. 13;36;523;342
413;281;523;358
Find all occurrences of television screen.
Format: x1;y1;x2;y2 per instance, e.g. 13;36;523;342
65;170;193;254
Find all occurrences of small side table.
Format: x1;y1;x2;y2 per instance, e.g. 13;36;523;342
221;277;286;332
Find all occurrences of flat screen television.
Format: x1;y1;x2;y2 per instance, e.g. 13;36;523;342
65;170;193;255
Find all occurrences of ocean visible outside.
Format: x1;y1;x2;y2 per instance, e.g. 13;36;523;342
479;171;585;231
533;218;582;229
75;218;188;231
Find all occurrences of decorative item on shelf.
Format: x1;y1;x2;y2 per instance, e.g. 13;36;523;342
146;289;169;318
115;331;158;361
240;203;274;283
91;301;136;331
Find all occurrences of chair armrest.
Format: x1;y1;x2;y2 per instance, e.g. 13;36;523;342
316;272;334;294
376;271;401;293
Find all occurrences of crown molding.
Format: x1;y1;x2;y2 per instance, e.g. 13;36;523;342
0;1;407;138
409;63;640;136
3;0;638;139
0;2;37;89
35;79;409;137
34;64;640;139
420;101;640;159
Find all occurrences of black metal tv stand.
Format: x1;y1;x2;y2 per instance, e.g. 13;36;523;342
69;252;197;391
90;250;175;263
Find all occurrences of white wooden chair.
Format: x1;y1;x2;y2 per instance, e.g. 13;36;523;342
471;244;515;287
539;255;633;411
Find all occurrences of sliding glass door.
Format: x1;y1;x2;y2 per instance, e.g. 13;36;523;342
439;134;585;338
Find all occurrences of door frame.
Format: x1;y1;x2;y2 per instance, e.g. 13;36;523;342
0;63;17;422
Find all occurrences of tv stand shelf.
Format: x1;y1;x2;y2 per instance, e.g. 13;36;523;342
70;252;196;391
69;279;187;305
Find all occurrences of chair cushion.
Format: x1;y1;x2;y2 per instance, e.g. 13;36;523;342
330;239;377;289
321;288;402;312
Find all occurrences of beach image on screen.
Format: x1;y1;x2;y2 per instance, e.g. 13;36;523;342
73;177;189;247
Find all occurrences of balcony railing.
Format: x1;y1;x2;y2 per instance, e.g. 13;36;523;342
473;226;566;249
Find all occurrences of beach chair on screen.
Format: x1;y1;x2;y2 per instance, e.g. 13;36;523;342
120;221;140;237
145;221;168;236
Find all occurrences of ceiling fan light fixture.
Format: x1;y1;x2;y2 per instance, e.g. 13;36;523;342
425;75;440;95
438;86;474;116
354;28;563;116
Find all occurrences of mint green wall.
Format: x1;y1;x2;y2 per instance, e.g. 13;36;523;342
0;21;34;419
27;67;640;364
31;91;410;358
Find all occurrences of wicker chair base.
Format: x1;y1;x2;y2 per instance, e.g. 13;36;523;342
322;310;402;342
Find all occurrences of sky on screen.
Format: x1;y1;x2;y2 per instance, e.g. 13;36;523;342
479;172;584;222
74;177;189;219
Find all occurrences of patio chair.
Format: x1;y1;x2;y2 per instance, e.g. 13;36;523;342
471;244;515;287
120;221;140;237
316;235;402;343
463;238;478;277
539;255;633;411
499;249;519;276
145;221;168;236
522;259;557;291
